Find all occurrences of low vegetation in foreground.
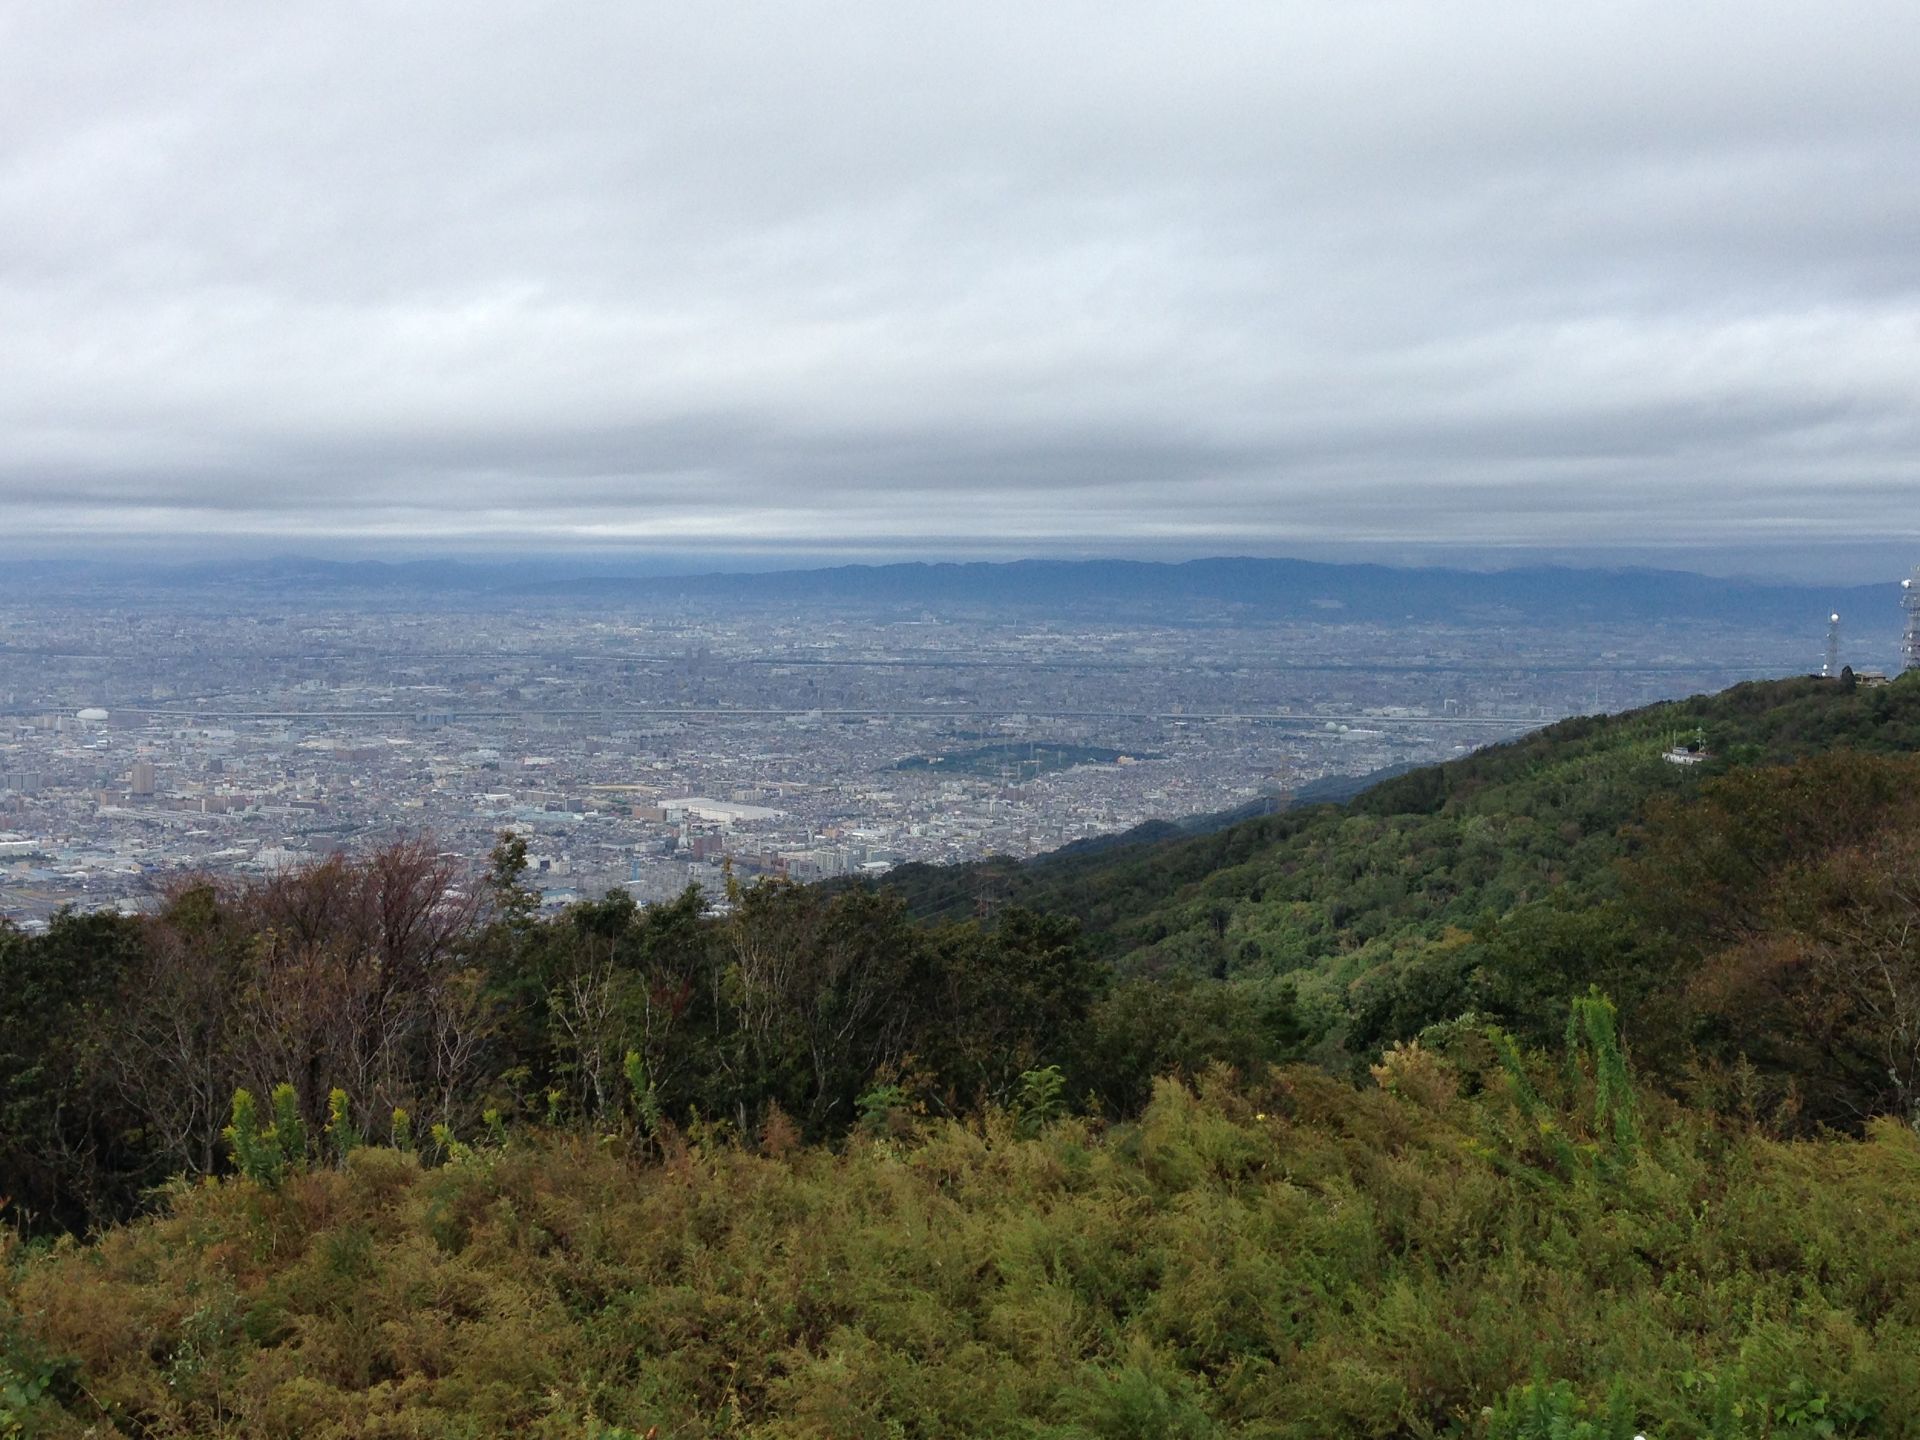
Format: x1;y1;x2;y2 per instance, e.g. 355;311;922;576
8;1029;1919;1439
6;673;1920;1436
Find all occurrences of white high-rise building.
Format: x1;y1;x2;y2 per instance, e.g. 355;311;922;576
1904;571;1920;672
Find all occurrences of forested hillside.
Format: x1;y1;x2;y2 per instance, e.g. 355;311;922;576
7;672;1920;1437
868;673;1920;1124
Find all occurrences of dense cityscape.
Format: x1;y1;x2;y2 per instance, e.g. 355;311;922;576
0;577;1836;928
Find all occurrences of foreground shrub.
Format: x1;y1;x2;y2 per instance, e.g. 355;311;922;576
6;1050;1920;1438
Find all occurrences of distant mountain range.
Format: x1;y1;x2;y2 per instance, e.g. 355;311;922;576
522;557;1893;628
1;553;1898;631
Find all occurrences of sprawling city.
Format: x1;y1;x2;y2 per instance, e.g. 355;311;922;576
1;563;1892;928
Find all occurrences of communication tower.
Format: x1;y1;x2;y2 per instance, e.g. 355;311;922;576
1824;612;1841;678
1905;573;1920;673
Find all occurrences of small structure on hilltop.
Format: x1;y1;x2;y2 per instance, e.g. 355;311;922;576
1662;728;1711;767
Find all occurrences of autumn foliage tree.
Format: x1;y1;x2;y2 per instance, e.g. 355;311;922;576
1624;751;1920;1128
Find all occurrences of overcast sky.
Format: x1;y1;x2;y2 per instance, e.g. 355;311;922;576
3;3;1917;574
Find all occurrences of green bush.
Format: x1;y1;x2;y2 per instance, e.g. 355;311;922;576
1486;1379;1638;1440
14;1051;1914;1438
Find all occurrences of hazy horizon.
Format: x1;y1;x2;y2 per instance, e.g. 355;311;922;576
4;539;1917;590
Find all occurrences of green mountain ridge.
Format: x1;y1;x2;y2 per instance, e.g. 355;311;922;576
861;670;1920;1122
878;673;1920;924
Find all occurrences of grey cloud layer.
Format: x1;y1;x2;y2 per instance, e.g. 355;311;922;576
2;1;1917;554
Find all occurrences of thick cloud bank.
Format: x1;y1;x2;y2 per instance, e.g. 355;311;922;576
2;2;1917;559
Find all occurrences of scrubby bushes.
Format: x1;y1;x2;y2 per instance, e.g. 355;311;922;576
5;1037;1917;1438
